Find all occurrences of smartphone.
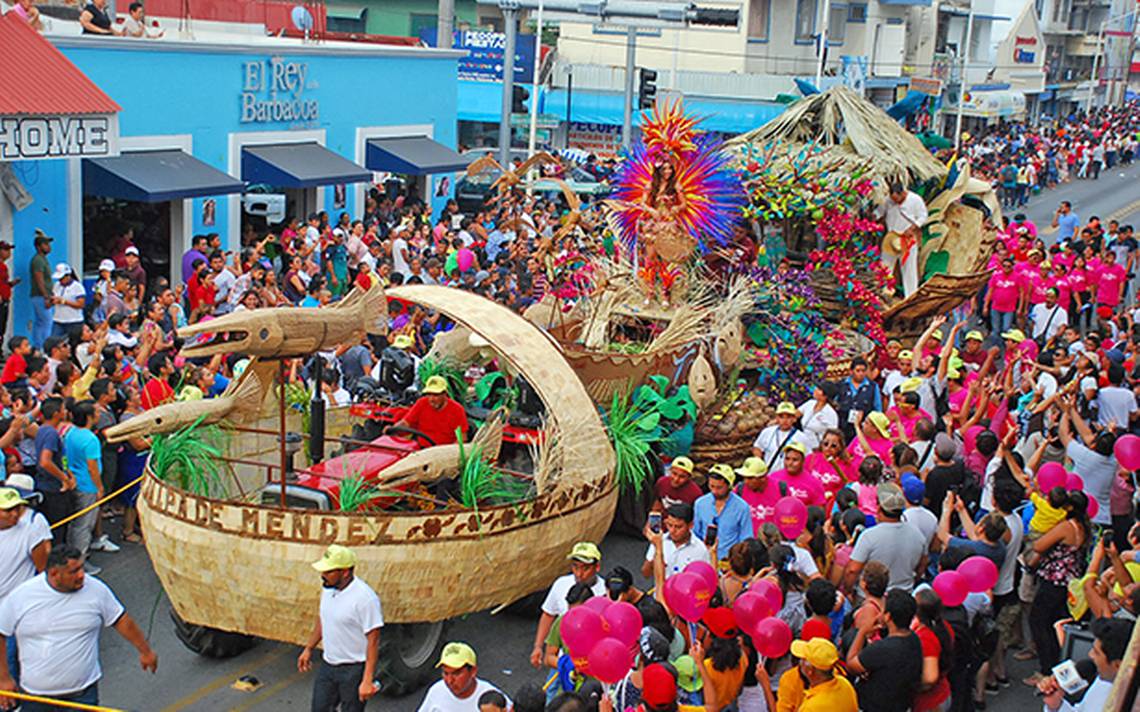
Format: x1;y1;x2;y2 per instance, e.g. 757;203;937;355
648;512;662;534
847;410;861;425
704;523;719;546
1103;527;1114;543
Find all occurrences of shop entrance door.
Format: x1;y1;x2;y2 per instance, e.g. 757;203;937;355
83;196;173;292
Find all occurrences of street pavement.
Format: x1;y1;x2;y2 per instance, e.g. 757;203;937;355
87;166;1140;710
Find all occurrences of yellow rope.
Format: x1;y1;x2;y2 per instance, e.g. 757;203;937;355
0;688;124;711
49;475;146;531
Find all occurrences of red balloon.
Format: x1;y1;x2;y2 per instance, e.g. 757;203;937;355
587;637;634;684
1036;462;1067;493
1067;473;1085;492
1087;496;1100;518
932;571;969;607
602;601;643;648
774;496;808;539
751;578;784;616
583;596;613;615
752;617;793;658
959;556;999;593
732;591;774;638
561;606;607;659
684;561;719;593
664;572;713;623
1115;434;1140;471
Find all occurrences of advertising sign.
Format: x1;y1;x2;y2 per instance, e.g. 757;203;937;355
0;114;119;161
567;122;621;157
420;29;536;83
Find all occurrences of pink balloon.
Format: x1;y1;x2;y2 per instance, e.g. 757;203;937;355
959;556;999;593
664;572;713;623
1115;434;1140;471
752;617;793;658
1036;462;1067;493
774;496;808;540
932;571;969;607
684;561;719;593
1087;496;1100;518
560;606;607;658
456;250;475;273
587;637;634;684
602;602;643;648
583;596;613;615
1067;473;1085;492
732;592;774;638
751;578;784;616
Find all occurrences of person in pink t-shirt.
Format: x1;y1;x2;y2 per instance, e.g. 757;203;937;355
768;441;826;509
734;457;783;535
1048;263;1073;311
887;391;932;440
804;429;857;503
1095;249;1128;308
985;257;1020;337
848;412;893;467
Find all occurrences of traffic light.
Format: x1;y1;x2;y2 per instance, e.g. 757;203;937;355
638;68;658;109
512;85;530;114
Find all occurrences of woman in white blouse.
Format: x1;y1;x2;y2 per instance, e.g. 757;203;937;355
798;382;839;450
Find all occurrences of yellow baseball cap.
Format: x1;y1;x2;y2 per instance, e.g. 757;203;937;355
790;638;839;669
898;349;913;361
708;463;736;487
393;334;414;349
775;401;797;416
931;329;944;341
783;440;808;456
437;641;477;668
965;330;984;342
312;544;357;572
1001;328;1026;344
567;542;602;563
866;411;890;437
734;457;768;478
422;375;449;394
670;456;695;474
900;377;924;393
0;488;28;510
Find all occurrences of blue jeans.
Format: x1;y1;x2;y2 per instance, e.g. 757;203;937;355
990;309;1015;347
21;682;98;711
30;297;52;350
311;661;365;712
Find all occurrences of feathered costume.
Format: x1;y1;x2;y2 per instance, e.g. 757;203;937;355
606;100;743;298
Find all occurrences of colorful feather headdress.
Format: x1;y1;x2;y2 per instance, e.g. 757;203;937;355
607;99;743;254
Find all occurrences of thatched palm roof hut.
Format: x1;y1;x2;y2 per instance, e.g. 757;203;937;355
727;86;947;200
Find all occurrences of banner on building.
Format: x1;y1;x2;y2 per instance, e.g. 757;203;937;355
910;76;943;96
567;123;621;157
419;29;536;83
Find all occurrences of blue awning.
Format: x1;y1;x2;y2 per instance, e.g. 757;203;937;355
83;150;244;203
458;80;505;123
241;142;370;188
879;0;932;6
540;89;786;134
365;136;470;175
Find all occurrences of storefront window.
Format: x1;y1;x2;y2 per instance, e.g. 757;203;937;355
748;0;770;41
83;196;170;284
795;0;817;43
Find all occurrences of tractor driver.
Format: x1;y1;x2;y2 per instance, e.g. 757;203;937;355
389;375;468;447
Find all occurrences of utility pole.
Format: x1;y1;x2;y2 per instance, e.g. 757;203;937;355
437;0;454;48
954;0;975;153
623;26;637;147
499;1;519;171
527;0;545;171
815;0;830;86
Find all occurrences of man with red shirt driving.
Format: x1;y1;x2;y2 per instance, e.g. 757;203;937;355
391;375;468;446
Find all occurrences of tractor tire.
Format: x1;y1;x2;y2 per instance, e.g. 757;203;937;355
376;621;449;697
171;610;257;658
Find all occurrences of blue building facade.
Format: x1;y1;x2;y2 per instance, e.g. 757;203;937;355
3;36;461;337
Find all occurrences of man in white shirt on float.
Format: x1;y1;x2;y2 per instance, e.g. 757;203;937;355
418;642;503;712
0;544;157;708
877;181;929;298
0;484;50;687
299;545;383;712
529;542;604;668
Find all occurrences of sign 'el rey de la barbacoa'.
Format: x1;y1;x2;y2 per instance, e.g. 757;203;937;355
0;115;117;161
241;58;319;124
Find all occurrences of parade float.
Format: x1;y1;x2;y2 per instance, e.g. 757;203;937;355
106;285;617;695
729;86;1001;341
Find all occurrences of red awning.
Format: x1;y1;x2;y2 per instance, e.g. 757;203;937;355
0;14;120;116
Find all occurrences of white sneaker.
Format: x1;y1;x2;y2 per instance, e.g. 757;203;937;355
90;535;121;553
83;562;102;575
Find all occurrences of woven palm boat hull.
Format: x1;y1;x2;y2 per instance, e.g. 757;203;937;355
139;286;617;645
558;339;699;403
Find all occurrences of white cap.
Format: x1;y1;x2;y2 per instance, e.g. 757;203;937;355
52;263;72;280
98;259;115;272
125;246;140;256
